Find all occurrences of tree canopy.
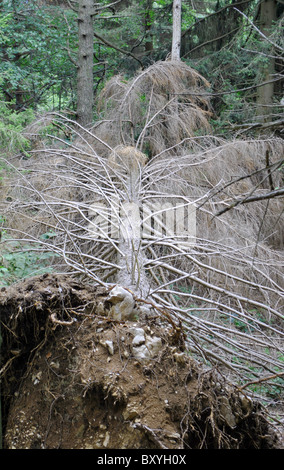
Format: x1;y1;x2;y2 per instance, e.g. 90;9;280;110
0;0;282;129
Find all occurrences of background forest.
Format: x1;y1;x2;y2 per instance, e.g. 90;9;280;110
0;0;284;446
0;0;283;129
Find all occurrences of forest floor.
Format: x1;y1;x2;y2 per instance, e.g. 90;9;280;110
1;273;282;449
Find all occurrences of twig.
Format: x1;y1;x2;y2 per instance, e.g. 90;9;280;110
216;187;284;216
93;31;143;68
132;423;168;449
233;8;284;53
50;312;74;326
239;372;284;391
173;76;284;98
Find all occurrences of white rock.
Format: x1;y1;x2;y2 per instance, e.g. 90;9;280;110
107;285;135;321
107;285;128;303
103;431;110;447
131;335;162;362
132;334;145;347
138;305;152;316
105;340;114;355
99;339;114;355
129;327;145;337
146;335;162;355
132;344;151;361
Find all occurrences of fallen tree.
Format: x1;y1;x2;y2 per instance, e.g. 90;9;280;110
1;60;283;449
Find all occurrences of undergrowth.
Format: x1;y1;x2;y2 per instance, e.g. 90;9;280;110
0;97;34;154
0;229;57;287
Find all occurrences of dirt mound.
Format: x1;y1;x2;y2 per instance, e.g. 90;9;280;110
0;274;279;449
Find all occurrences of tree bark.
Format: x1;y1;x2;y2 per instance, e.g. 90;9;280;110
256;0;277;122
77;0;94;127
116;159;151;298
144;0;154;54
171;0;182;61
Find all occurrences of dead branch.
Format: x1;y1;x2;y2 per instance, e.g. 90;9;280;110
239;372;284;391
216;188;284;216
93;31;143;68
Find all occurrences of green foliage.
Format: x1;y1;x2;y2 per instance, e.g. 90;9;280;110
153;0;196;30
246;362;284;399
0;95;34;153
0;230;58;287
186;47;257;127
184;4;283;133
0;0;77;111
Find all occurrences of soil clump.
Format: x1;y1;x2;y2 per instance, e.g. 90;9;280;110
0;274;279;449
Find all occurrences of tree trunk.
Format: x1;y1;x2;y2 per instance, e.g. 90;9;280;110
256;0;277;122
116;158;151;298
144;0;154;54
171;0;182;61
77;0;94;127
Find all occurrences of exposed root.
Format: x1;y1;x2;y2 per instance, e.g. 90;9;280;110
1;274;280;449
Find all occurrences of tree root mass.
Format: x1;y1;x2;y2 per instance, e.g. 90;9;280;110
0;274;280;449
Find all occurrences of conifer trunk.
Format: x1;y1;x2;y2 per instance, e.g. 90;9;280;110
256;0;277;122
116;162;150;298
171;0;182;61
77;0;94;127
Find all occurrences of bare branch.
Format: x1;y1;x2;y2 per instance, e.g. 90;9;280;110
93;31;143;68
216;188;284;216
233;7;284;53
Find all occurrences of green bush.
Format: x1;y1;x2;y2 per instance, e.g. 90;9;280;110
0;230;57;287
0;97;34;153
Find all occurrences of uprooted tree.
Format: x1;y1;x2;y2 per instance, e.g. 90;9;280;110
1;55;283;448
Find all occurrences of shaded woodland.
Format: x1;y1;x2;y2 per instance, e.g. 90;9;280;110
0;0;283;449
